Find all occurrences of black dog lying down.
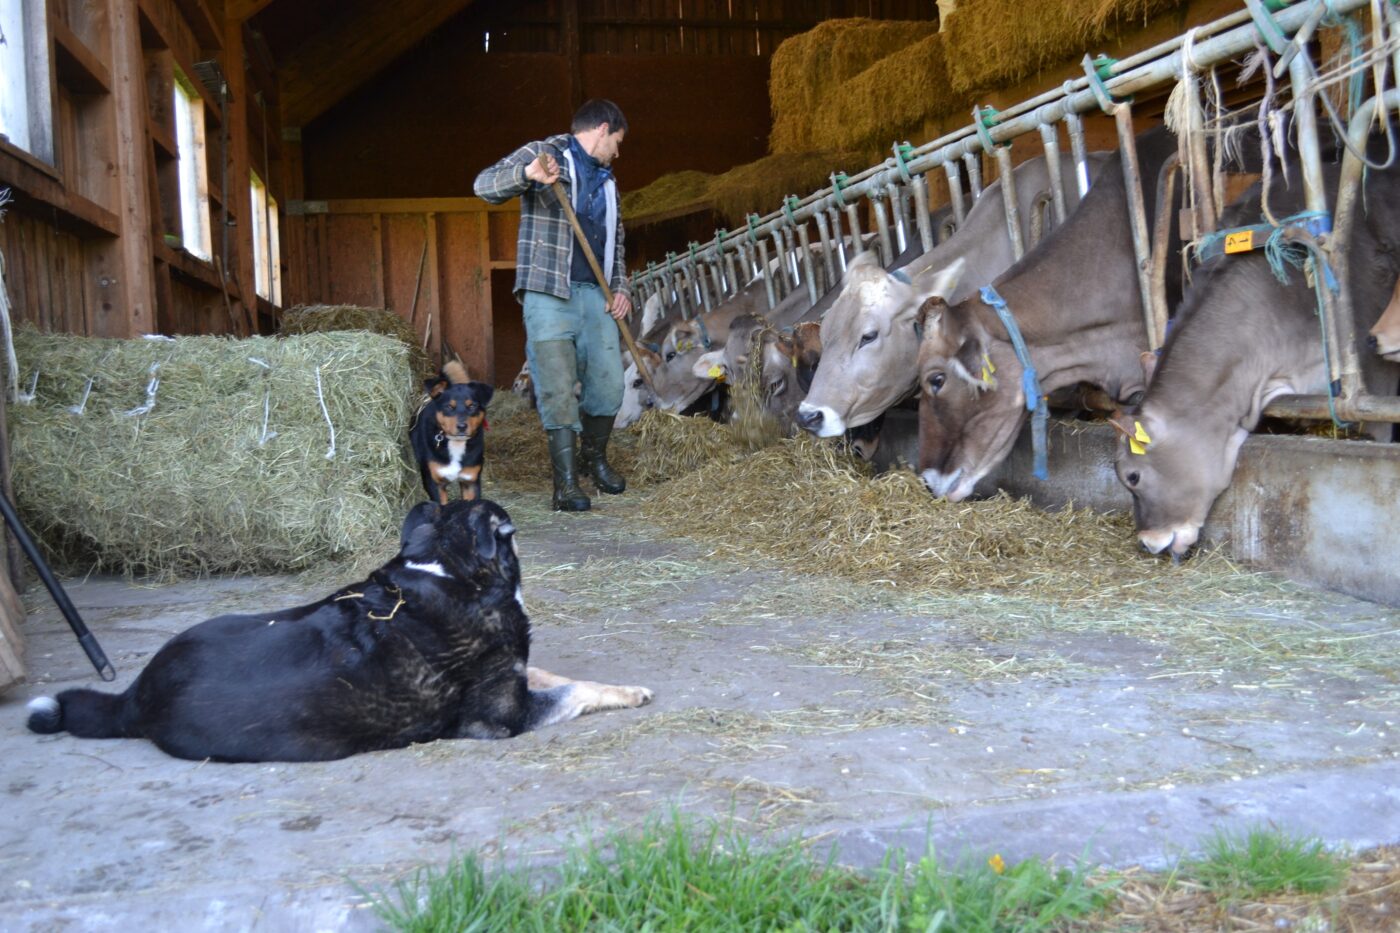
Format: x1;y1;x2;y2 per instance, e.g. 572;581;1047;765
27;499;652;762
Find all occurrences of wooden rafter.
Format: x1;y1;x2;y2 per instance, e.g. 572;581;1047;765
277;0;477;128
226;0;277;21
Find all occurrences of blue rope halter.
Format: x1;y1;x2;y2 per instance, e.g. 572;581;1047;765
979;285;1049;481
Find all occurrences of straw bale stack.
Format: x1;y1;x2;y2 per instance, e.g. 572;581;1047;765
944;0;1183;95
6;329;419;577
813;32;961;155
769;19;940;155
622;170;716;225
708;150;866;227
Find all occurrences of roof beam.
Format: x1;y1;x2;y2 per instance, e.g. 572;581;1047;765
226;0;276;21
277;0;477;127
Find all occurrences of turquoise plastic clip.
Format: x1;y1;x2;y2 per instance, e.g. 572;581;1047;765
973;107;1005;152
1243;0;1290;53
1082;54;1124;113
893;141;916;183
746;213;761;244
830;172;850;208
783;196;800;226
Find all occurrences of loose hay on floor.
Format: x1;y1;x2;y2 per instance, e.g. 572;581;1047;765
7;329;419;578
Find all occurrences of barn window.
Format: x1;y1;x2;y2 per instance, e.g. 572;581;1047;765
172;71;212;261
249;171;282;305
0;0;53;163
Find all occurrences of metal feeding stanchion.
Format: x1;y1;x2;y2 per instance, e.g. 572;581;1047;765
0;492;114;681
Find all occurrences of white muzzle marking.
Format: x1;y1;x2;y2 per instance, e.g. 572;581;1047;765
799;403;846;437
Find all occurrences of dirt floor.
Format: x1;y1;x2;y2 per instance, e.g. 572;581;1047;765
2;483;1398;931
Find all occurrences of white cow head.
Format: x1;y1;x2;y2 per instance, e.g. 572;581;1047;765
797;252;965;437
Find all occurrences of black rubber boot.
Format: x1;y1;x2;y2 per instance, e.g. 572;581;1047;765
578;414;626;494
547;429;591;512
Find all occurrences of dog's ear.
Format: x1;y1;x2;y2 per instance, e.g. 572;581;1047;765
424;373;450;398
470;382;495;407
400;502;440;553
473;511;498;563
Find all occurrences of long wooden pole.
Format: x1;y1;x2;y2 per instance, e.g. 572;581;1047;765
535;153;658;395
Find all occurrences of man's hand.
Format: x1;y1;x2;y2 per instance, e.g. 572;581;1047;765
526;153;560;186
609;291;632;322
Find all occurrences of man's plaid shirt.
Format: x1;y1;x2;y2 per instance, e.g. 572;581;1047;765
473;133;628;304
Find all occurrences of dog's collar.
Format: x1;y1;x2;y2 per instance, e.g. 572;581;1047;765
434;431;471;443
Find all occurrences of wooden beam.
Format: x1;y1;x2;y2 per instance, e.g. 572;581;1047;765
562;0;582;111
108;0;158;337
227;0;277;21
277;0;477;127
222;14;258;334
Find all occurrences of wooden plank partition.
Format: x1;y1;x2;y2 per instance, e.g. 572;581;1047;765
291;197;520;385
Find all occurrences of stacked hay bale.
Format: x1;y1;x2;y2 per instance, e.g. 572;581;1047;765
944;0;1183;95
6;329;419;577
768;19;940;155
279;303;433;379
812;31;958;154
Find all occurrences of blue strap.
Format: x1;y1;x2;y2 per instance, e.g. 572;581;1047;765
1194;212;1332;264
980;285;1049;480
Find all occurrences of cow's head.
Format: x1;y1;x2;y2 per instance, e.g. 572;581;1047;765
615;359;645;428
915;298;1026;501
1368;277;1400;361
1110;406;1246;558
797;252;965;437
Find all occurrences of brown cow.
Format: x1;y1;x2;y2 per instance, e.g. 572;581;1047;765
1369;277;1400;360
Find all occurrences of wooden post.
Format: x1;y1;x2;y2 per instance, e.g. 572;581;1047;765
562;0;583;111
223;14;258;334
106;0;157;337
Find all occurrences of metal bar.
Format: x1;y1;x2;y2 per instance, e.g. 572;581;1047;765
783;225;802;288
755;237;776;310
944;160;967;226
1065;110;1091;196
871;192;895;267
723;249;739;298
813;207;838;288
912;173;935;253
708;259;726;305
1112;101;1161;350
1038;121;1068;224
1330;88;1400;401
770;229;789;298
963;151;983;200
695;254;714;312
1263;394;1400;423
1150;153;1181;350
844;203;865;258
828;206;849;274
796;221;819;308
993;146;1025;261
890;183;911;255
1183;69;1218;236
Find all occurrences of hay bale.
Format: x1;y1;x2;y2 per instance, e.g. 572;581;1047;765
622;170;716;225
769;19;941;155
944;0;1183;95
708;151;866;227
6;329;419;578
814;32;962;153
280;303;432;378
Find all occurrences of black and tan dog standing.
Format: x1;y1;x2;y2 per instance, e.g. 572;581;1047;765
26;499;653;762
412;360;494;505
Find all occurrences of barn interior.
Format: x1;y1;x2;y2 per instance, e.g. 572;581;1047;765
1;0;1399;928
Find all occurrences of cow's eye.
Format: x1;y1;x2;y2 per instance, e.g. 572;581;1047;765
767;376;786;397
631;377;644;389
927;371;946;394
1124;390;1145;407
858;331;878;348
1125;470;1141;487
665;350;677;362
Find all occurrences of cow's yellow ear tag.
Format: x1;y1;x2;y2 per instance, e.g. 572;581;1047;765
1128;420;1152;455
980;352;997;386
791;353;799;368
706;364;725;382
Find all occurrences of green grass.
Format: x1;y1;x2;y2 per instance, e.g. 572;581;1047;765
371;814;1108;932
1184;826;1349;898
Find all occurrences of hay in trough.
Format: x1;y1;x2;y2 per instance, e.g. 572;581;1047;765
813;32;962;154
944;0;1184;95
627;410;745;486
6;328;419;578
769;19;940;155
279;303;432;378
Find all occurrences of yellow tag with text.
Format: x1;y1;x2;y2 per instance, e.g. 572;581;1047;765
1129;437;1147;455
1224;230;1254;254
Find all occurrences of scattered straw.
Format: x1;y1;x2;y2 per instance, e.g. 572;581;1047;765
7;328;418;578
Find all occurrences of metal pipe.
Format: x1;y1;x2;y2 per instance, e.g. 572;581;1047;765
1038;121;1068;224
813;207;838;288
1263;394;1400;423
1330;88;1400;401
912;173;934;253
1112;101;1161;350
890;184;911;255
993;146;1025;261
828;206;849;274
963;151;983;200
722;248;739;298
782;224;801;288
796;221;820;308
755;237;777;310
1065;109;1091;196
694;254;714;312
871;193;895;267
944;160;967;226
770;229;789;298
844;203;865;257
708;259;726;306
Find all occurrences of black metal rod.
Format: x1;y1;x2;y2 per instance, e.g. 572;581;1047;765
0;491;114;681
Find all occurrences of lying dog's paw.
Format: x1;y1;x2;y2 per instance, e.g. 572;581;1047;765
620;685;654;708
585;683;652;712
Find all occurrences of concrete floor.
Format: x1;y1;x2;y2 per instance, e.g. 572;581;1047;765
2;488;1398;932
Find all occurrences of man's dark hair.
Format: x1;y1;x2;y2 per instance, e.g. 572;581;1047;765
571;99;628;135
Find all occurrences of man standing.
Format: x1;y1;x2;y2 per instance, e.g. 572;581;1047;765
474;99;632;512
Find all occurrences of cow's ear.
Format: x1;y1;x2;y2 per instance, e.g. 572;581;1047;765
917;256;966;305
1139;349;1159;386
692;349;727;381
1108;409;1135;439
918;297;949;337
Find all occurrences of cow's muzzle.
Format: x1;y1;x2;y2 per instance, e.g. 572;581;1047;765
796;403;845;437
